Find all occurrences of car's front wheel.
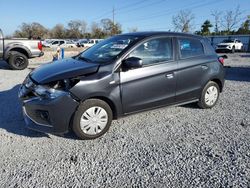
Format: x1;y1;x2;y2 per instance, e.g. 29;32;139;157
73;99;113;139
198;81;220;109
231;46;235;53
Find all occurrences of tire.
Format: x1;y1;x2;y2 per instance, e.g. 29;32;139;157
240;46;244;52
8;51;28;70
72;99;113;139
231;46;235;54
198;81;220;109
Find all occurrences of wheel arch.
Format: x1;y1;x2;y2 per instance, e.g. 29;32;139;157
5;47;30;59
210;78;223;92
87;96;118;119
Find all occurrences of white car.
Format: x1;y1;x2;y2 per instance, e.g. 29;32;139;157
49;40;77;48
216;39;243;53
78;39;103;48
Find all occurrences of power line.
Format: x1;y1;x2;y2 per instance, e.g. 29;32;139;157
118;0;167;15
92;0;151;21
117;0;151;11
119;0;204;23
121;0;223;24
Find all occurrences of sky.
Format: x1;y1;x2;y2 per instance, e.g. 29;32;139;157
0;0;249;36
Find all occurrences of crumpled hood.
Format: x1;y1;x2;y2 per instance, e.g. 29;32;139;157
30;58;99;84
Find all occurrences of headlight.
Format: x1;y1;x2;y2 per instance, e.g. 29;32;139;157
34;85;67;99
23;76;34;89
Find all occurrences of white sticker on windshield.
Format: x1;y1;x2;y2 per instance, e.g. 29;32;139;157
111;44;128;49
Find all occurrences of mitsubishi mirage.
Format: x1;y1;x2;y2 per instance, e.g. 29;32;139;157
19;32;225;139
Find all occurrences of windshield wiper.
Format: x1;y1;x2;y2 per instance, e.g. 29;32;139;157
78;56;93;63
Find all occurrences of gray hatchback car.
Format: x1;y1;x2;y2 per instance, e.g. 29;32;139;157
19;32;225;139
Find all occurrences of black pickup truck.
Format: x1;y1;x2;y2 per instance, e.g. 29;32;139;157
0;29;44;70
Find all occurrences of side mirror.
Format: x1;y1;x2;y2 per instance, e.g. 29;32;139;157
123;57;143;69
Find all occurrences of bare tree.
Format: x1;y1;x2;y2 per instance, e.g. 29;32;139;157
221;5;242;32
101;18;122;36
128;27;138;32
91;22;105;38
211;10;220;34
172;10;195;33
79;20;87;36
67;20;82;38
50;24;66;39
14;22;48;39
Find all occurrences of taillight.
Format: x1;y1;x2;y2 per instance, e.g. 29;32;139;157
218;57;224;65
38;41;43;51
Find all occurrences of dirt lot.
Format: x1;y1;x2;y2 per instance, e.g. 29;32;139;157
0;52;249;187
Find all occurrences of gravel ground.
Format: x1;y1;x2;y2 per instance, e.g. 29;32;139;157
0;52;249;187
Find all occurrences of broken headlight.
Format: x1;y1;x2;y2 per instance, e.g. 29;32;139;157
34;79;79;99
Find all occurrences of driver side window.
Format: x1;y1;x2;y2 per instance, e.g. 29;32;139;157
129;37;173;66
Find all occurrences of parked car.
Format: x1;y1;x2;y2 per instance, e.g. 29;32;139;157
0;29;44;70
49;40;65;48
216;39;243;53
42;39;53;47
64;40;77;48
19;32;225;139
47;40;76;48
77;39;102;48
76;39;87;47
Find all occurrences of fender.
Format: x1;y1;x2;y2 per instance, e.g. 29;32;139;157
4;43;32;59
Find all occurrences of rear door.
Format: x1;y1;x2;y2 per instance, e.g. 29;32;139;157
175;37;207;102
120;36;177;114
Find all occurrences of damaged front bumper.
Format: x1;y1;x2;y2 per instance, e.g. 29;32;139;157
19;84;79;134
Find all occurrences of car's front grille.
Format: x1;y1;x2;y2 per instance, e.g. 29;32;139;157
217;45;228;48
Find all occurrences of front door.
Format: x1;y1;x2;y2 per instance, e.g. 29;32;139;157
120;37;177;114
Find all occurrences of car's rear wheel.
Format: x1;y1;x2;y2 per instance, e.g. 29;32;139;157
8;51;28;70
72;99;113;139
198;81;220;109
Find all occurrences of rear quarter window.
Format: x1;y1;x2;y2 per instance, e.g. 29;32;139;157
202;38;216;55
178;38;204;59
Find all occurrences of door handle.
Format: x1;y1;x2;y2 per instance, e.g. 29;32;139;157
201;65;208;70
166;73;174;79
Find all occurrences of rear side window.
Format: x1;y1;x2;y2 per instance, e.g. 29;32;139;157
178;38;204;58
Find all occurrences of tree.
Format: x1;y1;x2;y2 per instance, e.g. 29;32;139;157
67;20;82;38
14;22;48;39
200;20;213;36
211;10;220;34
91;22;105;38
128;27;138;32
172;10;195;33
221;5;242;33
237;15;250;34
50;24;66;39
101;18;122;37
79;20;88;37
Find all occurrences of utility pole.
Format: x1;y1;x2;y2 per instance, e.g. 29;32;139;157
112;7;115;35
112;7;115;25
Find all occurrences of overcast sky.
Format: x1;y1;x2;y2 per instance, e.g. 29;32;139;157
0;0;249;35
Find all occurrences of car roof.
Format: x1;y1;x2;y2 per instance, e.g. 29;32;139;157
118;31;203;39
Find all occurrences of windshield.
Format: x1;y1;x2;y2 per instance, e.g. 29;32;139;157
79;35;140;63
222;39;234;43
